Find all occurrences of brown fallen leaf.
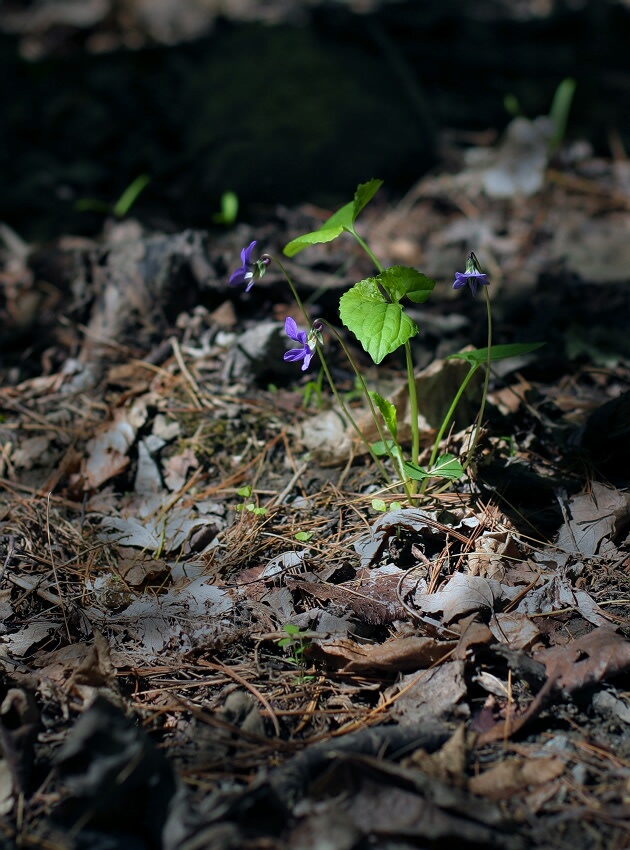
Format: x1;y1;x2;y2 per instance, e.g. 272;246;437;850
317;635;456;674
469;755;565;800
476;628;630;745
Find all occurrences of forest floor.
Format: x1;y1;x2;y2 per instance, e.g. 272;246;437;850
2;3;630;850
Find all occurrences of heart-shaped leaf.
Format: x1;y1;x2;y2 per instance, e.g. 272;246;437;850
340;279;418;364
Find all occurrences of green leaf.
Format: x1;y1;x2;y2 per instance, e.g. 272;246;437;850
237;485;252;497
377;266;436;304
283;200;354;256
282;180;383;256
113;174;151;218
295;531;313;542
404;462;428;480
404;454;464;481
352;178;383;221
339;279;418;364
371;498;387;512
448;342;544;365
283;225;345;257
548;77;576;151
212;191;239;224
371;439;396;456
369;391;398;439
430;454;464;480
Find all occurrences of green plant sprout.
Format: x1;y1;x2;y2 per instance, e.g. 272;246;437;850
299;368;325;410
236;484;268;516
229;180;542;498
276;624;314;680
212;191;239;225
504;77;576;153
294;531;313;542
76;174;151;218
371;498;403;513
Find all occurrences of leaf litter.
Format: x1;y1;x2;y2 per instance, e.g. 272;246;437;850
1;94;630;850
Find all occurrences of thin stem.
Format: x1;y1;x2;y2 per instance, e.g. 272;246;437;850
419;363;479;495
271;256;311;329
344;231;416;488
404;341;419;466
272;256;395;487
350;228;383;273
463;286;492;471
319;320;408;490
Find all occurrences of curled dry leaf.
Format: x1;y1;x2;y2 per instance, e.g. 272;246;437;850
413;572;507;624
469;755;565;801
476;628;630;746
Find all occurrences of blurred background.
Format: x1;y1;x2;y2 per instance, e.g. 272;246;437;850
1;0;629;239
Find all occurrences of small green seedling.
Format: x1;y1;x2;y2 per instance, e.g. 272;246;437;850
76;174;151;218
277;624;314;680
371;498;403;512
299;369;325;410
212;191;239;225
504;77;576;153
236;484;268;516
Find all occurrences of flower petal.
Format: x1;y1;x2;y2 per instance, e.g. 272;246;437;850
284;317;307;344
284;316;298;339
241;240;256;265
284;347;307;362
229;268;248;287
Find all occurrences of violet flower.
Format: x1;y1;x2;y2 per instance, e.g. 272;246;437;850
452;252;489;297
229;240;269;291
283;316;315;371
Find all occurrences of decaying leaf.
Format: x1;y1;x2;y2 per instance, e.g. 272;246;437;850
388;661;469;726
555;483;630;558
477;628;630;745
469;755;565;800
413;573;507;624
335;635;456;674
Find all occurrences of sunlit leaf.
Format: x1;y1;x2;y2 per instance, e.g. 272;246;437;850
339;279;418;364
448;342;544;365
369;391;398;439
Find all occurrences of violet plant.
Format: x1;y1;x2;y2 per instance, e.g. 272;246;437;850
229;179;542;498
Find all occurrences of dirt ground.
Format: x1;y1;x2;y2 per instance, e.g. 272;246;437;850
2;2;630;850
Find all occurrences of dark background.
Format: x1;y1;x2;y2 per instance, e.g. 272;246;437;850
1;0;629;240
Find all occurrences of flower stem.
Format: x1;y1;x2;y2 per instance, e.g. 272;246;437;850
419;363;479;495
272;256;395;487
319;320;409;491
463;286;492;471
271;257;312;329
404;340;420;494
350;228;383;273
348;228;416;494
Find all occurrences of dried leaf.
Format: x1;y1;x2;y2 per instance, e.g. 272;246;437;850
341;635;456;674
469;756;565;800
555;483;630;558
414;573;506;624
477;629;630;745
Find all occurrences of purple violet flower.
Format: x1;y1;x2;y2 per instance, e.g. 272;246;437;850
283;316;314;371
229;240;269;291
452;252;489;297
